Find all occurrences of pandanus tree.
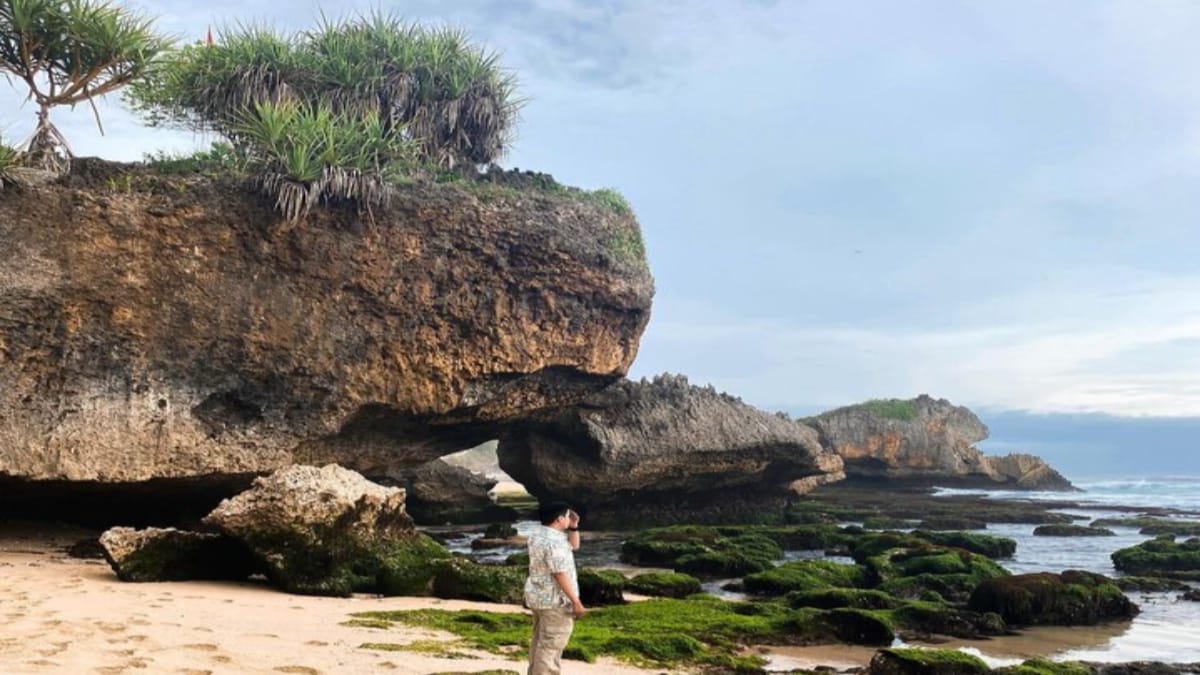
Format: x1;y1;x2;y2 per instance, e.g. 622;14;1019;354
0;0;170;172
125;12;522;218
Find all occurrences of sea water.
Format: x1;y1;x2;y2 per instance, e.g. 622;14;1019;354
767;475;1200;670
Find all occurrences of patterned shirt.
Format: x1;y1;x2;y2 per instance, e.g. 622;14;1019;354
523;525;578;610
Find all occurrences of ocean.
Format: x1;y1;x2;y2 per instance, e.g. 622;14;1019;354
774;475;1200;670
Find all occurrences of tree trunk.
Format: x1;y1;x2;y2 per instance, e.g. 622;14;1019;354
26;106;72;174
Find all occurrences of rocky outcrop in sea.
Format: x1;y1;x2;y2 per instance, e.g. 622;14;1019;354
807;395;1075;490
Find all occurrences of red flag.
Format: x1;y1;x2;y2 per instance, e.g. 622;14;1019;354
206;26;213;46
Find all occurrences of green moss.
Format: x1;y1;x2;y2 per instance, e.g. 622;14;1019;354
993;658;1094;675
917;516;988;531
625;572;703;599
1112;575;1189;592
1111;536;1200;579
622;527;783;578
967;571;1138;626
578;568;626;606
352;597;785;670
1033;525;1115;537
431;558;525;604
872;548;1009;602
785;588;899;610
914;531;1017;559
870;647;990;674
862;516;917;530
359;640;474;658
815;398;920;422
743;560;866;596
889;601;1007;639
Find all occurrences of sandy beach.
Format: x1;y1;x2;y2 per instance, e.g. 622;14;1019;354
0;522;657;675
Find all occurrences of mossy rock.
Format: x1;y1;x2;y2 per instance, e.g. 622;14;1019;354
1111;536;1200;579
431;558;525;604
993;658;1095;675
870;547;1009;602
578;568;626;606
862;516;917;530
1111;576;1189;592
914;531;1017;559
818;608;895;646
967;570;1138;626
505;551;530;566
890;601;1007;639
1092;517;1200;537
786;588;899;611
867;647;990;674
675;536;782;578
1033;525;1115;537
625;572;702;599
917;516;987;531
743;560;866;596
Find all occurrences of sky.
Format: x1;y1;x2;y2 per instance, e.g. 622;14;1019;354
4;1;1200;436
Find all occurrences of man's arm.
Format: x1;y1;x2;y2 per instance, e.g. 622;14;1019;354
567;510;581;551
552;571;586;618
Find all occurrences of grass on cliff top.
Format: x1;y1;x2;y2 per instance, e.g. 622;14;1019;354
810;398;920;422
351;597;783;670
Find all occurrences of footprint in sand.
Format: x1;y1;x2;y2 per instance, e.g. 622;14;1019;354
303;640;327;647
210;655;233;664
192;627;213;633
127;635;149;643
273;667;321;674
252;633;280;639
182;644;218;652
180;670;213;675
377;663;397;670
25;660;59;668
96;621;127;633
42;619;63;627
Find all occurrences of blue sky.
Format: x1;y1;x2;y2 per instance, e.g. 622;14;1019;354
5;0;1200;422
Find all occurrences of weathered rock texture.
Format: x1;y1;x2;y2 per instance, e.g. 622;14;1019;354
390;457;510;524
0;161;652;499
202;464;449;595
99;526;258;582
498;374;845;526
808;395;1074;490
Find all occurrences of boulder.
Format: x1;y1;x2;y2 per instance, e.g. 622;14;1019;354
0;161;652;516
202;464;450;596
807;395;1074;490
498;374;845;526
867;647;990;675
1111;537;1200;580
967;570;1138;626
99;526;258;582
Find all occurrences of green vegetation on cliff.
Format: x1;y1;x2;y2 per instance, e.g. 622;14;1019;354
810;398;921;422
0;0;170;172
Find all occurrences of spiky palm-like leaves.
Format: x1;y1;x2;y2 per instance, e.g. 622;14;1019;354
233;100;416;220
0;0;170;172
0;137;20;188
126;12;521;171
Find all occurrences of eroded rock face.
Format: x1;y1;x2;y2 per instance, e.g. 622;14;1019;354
497;374;845;526
0;160;653;492
808;395;1074;490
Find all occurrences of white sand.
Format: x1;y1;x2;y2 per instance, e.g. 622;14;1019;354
0;523;659;675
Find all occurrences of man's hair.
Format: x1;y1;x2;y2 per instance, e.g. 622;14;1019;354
538;501;572;525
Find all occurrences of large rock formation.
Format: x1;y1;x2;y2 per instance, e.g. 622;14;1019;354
0;161;652;512
498;374;846;526
807;395;1074;490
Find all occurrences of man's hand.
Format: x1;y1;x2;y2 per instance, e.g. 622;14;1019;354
568;509;580;529
571;600;587;619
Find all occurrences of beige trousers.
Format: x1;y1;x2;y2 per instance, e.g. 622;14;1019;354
528;606;575;675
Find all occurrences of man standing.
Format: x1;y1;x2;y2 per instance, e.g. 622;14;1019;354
524;501;584;675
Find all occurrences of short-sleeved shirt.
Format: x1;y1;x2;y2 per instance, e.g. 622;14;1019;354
523;525;577;610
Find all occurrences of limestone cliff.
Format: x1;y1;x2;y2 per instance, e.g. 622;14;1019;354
498;374;846;526
806;395;1074;490
0;160;653;494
